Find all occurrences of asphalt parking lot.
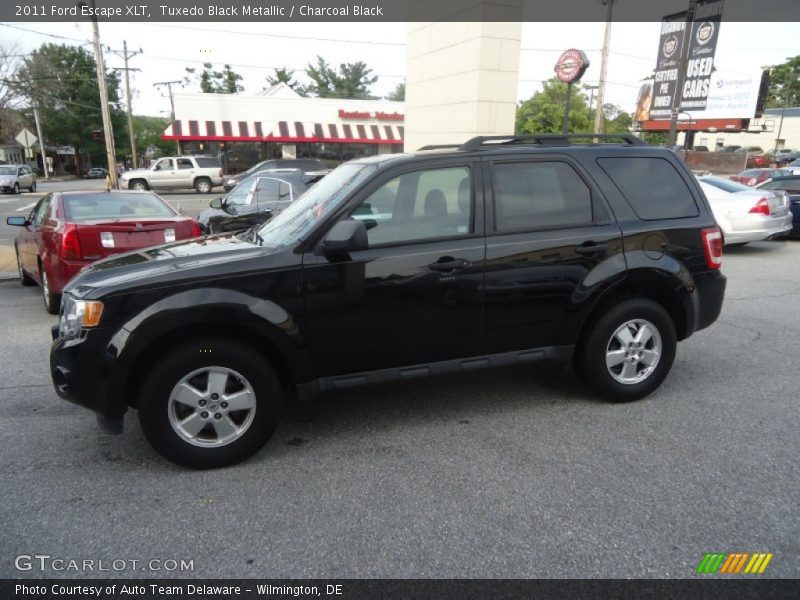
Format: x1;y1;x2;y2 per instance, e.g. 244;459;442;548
0;234;798;579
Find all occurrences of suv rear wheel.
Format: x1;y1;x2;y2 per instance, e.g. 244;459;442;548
138;339;282;468
576;298;676;402
194;177;212;193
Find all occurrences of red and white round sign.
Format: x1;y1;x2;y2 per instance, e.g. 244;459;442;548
554;49;590;83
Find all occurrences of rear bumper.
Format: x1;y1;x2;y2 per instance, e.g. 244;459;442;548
692;269;726;334
723;213;793;244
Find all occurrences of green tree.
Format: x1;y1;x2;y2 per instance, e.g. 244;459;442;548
14;43;128;171
601;103;633;134
386;81;405;101
263;67;307;96
0;43;25;144
766;55;800;108
304;56;377;99
185;62;244;94
132;115;175;160
516;78;594;134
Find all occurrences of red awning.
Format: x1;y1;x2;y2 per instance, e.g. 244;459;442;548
162;120;404;144
639;119;746;132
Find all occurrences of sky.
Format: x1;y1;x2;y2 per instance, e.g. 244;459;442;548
1;20;798;117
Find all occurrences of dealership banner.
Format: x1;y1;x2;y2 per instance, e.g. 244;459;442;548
681;0;724;112
648;12;689;120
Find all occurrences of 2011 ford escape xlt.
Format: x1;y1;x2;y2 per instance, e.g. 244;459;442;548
49;134;726;468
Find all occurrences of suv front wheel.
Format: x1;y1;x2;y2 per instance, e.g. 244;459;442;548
138;339;283;468
576;298;676;402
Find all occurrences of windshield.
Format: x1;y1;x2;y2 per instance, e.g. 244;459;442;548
252;162;377;248
700;177;751;193
0;166;17;175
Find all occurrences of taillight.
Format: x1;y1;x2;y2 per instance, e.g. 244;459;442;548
701;227;722;270
61;224;82;260
189;220;202;237
748;198;770;216
219;169;223;178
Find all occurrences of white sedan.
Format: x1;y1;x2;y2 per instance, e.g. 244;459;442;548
698;176;793;245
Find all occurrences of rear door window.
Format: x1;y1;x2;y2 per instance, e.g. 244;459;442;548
597;157;699;220
194;157;221;168
491;161;593;232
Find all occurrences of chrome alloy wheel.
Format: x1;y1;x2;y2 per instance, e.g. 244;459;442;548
605;319;662;385
167;366;257;447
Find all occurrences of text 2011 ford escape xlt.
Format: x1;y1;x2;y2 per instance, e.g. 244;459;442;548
50;135;726;468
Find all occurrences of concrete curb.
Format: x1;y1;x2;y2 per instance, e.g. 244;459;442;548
0;272;19;281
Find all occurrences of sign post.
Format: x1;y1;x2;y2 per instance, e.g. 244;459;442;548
554;49;590;134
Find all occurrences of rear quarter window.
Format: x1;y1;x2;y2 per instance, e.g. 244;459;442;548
193;157;221;168
597;157;699;220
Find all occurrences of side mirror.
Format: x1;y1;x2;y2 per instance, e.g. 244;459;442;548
209;197;224;209
319;219;368;256
6;216;27;226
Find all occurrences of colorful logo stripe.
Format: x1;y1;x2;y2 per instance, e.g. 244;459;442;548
697;553;773;574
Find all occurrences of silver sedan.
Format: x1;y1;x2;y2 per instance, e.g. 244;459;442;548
698;176;792;245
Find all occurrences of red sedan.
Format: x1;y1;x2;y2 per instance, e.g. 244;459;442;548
7;190;202;313
729;168;787;187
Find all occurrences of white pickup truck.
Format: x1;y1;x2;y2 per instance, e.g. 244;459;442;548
119;156;224;193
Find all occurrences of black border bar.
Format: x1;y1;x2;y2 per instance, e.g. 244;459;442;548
3;0;799;22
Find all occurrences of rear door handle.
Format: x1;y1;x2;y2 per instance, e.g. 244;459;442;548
574;242;609;255
429;258;470;272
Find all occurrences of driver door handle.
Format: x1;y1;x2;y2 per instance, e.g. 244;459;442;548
429;258;470;272
574;242;609;255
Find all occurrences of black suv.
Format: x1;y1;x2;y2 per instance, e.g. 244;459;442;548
50;134;726;468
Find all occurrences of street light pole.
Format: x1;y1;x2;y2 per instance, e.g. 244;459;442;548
32;102;49;180
87;0;118;188
154;80;183;155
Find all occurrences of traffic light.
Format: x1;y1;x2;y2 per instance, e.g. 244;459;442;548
91;129;102;141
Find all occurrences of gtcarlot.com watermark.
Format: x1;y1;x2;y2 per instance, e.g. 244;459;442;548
15;554;194;573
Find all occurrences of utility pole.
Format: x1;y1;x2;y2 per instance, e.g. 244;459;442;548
32;102;49;181
110;41;142;169
668;0;699;146
87;0;118;188
154;80;183;154
593;0;614;135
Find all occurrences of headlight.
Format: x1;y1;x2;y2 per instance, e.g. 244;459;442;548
59;296;104;339
226;179;236;185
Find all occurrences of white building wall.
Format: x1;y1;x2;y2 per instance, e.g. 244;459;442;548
682;110;800;152
404;15;522;151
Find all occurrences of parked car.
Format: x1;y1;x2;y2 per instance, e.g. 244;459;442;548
692;146;709;152
118;156;223;193
697;176;792;245
7;190;202;313
0;164;36;193
729;168;787;186
779;159;800;175
86;167;108;179
197;171;313;234
49;134;726;468
223;158;329;191
756;176;800;237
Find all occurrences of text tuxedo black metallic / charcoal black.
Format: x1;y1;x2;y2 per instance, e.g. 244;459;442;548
50;135;726;468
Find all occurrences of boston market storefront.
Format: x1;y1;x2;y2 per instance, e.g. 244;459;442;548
161;84;404;173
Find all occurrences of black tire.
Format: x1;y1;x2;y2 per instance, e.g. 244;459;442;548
40;268;60;314
130;179;149;191
194;177;212;193
30;181;36;192
575;298;676;402
13;183;19;195
138;339;283;468
16;247;35;286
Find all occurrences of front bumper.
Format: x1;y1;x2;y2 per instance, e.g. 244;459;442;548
50;325;125;433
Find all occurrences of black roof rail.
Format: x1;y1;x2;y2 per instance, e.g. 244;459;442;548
417;144;463;150
458;133;648;152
